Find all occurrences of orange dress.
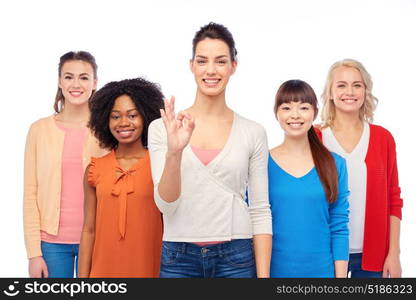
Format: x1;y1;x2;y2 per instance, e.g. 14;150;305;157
88;150;162;277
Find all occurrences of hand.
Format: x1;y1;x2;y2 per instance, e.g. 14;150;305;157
383;253;402;278
29;256;49;278
160;96;195;153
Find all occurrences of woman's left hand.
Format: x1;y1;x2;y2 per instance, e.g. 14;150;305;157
383;253;402;278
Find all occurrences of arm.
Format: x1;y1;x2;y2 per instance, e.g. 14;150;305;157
78;166;97;278
382;132;402;278
23;123;49;277
248;126;272;278
330;157;350;277
148;97;194;214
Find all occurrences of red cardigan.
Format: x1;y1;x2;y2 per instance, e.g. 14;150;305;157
315;124;403;271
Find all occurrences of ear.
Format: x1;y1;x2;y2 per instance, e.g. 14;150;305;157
230;60;238;75
93;78;97;91
189;59;194;73
58;77;62;89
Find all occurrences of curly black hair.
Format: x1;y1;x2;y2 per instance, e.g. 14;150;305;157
88;77;164;150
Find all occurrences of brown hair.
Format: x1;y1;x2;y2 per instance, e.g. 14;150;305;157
54;51;98;113
274;80;339;203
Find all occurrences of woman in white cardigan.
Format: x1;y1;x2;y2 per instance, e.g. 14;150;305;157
148;22;272;278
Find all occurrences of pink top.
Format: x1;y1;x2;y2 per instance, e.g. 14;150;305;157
41;122;87;244
190;145;224;247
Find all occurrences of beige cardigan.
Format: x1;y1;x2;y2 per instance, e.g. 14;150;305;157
148;113;272;242
23;115;107;258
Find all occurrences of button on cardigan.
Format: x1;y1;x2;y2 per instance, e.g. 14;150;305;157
148;113;273;242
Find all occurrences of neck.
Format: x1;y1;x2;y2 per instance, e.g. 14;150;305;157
189;89;230;118
59;102;90;124
115;140;146;157
332;110;363;131
281;133;311;156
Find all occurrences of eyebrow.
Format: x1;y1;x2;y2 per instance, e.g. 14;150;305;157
111;109;138;113
195;55;229;59
62;72;90;76
335;80;364;84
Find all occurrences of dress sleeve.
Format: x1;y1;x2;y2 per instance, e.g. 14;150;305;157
23;123;42;259
386;132;403;219
87;157;98;187
247;125;273;235
148;119;181;215
329;156;350;261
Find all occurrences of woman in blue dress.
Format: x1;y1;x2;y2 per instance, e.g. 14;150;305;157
269;80;349;278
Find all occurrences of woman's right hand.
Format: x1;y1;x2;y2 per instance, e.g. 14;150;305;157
160;96;195;154
29;256;48;278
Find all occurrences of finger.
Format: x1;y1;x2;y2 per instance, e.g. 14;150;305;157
167;96;176;121
160;109;168;125
382;266;388;278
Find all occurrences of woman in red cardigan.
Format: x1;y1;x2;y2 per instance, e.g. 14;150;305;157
317;59;403;278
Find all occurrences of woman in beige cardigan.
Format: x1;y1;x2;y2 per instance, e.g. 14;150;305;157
23;51;106;278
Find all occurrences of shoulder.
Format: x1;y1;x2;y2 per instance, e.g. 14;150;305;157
235;113;266;136
369;123;395;141
28;115;54;130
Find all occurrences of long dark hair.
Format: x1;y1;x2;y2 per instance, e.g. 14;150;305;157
54;51;98;113
274;80;338;203
192;22;237;61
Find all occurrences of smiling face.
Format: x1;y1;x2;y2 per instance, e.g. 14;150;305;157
276;101;315;138
330;66;366;115
58;60;97;107
109;95;143;146
190;38;237;98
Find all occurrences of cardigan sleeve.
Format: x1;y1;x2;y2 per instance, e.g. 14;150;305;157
23;122;42;259
386;131;403;219
247;125;273;235
329;155;350;261
148;119;181;215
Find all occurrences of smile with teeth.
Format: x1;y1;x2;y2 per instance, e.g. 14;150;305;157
117;129;135;138
203;78;221;85
287;122;304;128
341;98;357;103
69;91;83;97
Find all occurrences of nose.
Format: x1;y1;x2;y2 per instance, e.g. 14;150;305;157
206;61;216;75
346;85;353;95
291;107;300;118
119;116;130;126
72;77;81;88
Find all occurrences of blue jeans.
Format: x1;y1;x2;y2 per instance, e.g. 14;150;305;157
348;253;383;278
160;239;256;278
41;241;79;278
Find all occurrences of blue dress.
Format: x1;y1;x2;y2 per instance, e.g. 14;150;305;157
268;152;349;278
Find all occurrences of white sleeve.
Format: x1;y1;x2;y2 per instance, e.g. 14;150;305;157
247;125;273;235
148;119;181;215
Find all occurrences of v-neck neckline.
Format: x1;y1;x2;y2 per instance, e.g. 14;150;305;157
324;122;369;157
186;112;237;169
112;149;149;172
269;153;315;180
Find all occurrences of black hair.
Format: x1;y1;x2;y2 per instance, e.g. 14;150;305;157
88;77;164;150
192;22;237;61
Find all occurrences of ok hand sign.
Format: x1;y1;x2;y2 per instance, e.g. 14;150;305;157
160;96;195;154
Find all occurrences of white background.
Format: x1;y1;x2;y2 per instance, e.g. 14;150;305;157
0;0;414;277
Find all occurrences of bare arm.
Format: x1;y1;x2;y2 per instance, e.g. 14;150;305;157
78;166;97;278
157;97;195;203
383;216;401;278
253;234;272;278
334;260;348;278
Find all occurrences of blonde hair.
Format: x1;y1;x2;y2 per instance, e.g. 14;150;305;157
320;59;378;128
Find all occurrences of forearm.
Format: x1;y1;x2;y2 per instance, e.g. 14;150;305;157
388;216;401;256
158;151;183;203
78;230;95;278
334;260;348;278
253;234;272;278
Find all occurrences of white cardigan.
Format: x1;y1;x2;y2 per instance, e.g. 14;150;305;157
148;113;272;242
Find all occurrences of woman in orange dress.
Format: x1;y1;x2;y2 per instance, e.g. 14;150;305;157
78;78;164;277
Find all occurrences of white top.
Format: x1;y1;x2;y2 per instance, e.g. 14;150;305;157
148;113;272;242
322;122;370;253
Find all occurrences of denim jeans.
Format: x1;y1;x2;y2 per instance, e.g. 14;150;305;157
41;241;79;278
160;239;256;278
348;253;383;278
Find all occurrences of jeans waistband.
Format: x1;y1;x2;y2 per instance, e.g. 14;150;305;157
162;239;253;256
